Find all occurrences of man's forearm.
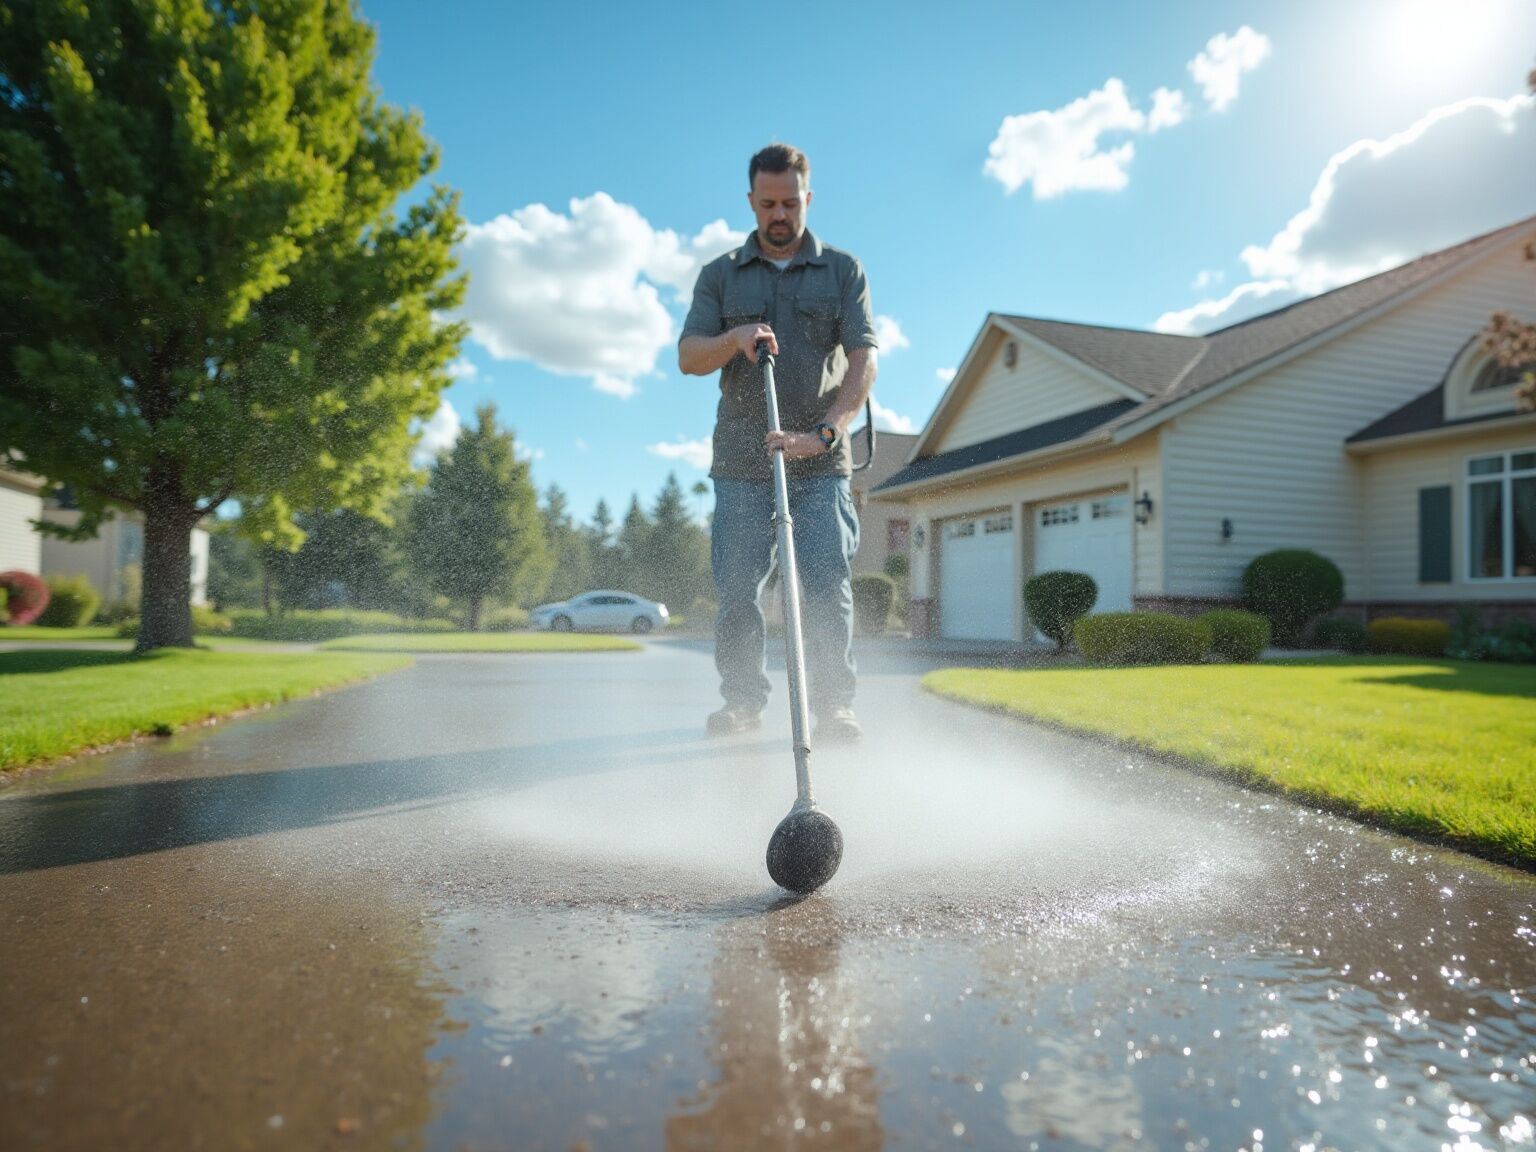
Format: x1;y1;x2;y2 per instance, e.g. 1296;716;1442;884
824;346;878;432
679;333;740;376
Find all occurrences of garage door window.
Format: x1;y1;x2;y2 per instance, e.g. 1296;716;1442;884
946;521;975;540
1091;500;1123;520
1041;505;1079;527
984;515;1013;534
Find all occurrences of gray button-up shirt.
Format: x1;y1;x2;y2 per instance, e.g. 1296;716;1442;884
681;228;878;482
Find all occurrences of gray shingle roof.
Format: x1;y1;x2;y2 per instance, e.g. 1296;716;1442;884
895;213;1536;493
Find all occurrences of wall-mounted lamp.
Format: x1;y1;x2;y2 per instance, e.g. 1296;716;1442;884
1134;491;1154;525
1221;517;1234;542
914;524;927;549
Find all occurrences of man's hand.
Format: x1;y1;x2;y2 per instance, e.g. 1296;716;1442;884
764;430;825;459
732;323;777;360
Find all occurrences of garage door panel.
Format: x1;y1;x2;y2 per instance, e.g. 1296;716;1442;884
940;513;1015;640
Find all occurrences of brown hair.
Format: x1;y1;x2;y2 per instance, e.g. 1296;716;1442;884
749;144;810;189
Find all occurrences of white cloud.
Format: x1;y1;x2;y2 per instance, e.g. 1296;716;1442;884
456;193;743;399
1148;87;1191;132
412;399;461;465
445;357;478;379
647;437;712;470
936;367;956;385
516;443;545;463
869;397;918;434
1188;26;1271;112
874;315;910;353
984;78;1146;198
1156;92;1536;333
1190;269;1225;290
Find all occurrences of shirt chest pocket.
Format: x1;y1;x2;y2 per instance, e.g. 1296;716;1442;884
795;295;840;350
722;294;768;331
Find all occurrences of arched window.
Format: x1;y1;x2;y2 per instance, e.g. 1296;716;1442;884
1471;359;1531;394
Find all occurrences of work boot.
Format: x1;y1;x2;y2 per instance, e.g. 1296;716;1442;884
815;706;862;743
706;705;762;737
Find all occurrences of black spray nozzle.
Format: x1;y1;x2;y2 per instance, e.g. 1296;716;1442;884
756;340;774;366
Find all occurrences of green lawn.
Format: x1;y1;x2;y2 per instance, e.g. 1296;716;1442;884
0;626;121;642
318;631;641;653
923;657;1536;867
0;648;412;772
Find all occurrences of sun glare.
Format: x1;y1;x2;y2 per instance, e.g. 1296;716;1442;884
1379;0;1506;79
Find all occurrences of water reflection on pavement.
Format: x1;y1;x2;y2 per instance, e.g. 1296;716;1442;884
0;643;1531;1151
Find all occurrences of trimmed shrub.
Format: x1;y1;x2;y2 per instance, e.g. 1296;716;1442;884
0;585;8;616
0;570;50;625
1075;612;1213;666
1241;550;1344;646
115;605;234;639
1367;617;1450;657
36;574;101;628
883;554;909;583
1312;616;1367;654
482;606;530;632
224;608;456;642
1024;570;1098;650
1197;609;1270;662
852;573;896;635
1489;620;1536;664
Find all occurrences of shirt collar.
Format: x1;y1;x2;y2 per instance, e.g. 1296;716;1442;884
739;228;826;268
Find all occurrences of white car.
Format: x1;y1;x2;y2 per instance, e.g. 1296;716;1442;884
530;590;669;634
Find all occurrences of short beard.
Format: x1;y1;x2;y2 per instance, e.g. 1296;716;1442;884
760;224;797;253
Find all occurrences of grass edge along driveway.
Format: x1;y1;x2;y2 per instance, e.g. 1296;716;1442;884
318;632;642;653
923;657;1536;870
0;648;412;773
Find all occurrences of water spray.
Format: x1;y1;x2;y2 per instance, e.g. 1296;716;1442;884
758;342;844;894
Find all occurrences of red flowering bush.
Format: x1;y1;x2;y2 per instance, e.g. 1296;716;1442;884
0;570;50;626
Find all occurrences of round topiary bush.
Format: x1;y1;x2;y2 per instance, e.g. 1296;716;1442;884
852;573;896;635
1311;616;1367;653
37;573;101;628
1024;570;1098;650
0;570;50;626
1074;612;1213;666
1241;549;1344;646
1366;617;1450;657
1196;609;1271;662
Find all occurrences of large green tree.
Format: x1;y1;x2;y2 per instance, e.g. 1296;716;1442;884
584;497;622;592
634;472;709;611
408;404;546;631
540;484;591;604
0;0;467;650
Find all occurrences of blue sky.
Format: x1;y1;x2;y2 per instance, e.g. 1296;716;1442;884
362;0;1536;523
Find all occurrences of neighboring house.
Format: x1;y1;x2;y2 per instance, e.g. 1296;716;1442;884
40;501;211;608
873;215;1536;642
0;467;46;575
850;427;918;578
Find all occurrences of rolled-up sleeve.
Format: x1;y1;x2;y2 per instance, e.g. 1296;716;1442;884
680;261;724;344
839;258;878;352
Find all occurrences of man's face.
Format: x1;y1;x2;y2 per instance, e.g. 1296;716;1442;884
748;169;811;253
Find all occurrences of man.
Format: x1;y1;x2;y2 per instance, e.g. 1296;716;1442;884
679;143;879;741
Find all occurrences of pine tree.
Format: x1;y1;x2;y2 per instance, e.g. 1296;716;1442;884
409;406;548;630
585;499;622;591
541;484;592;603
616;495;652;595
637;473;710;611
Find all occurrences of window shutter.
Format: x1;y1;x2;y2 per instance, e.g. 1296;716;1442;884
1418;486;1452;583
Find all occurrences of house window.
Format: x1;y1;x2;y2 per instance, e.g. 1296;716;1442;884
1467;450;1536;581
887;519;910;552
1471;360;1532;393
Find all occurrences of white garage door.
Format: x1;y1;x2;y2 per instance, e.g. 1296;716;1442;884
1032;494;1132;629
940;511;1015;640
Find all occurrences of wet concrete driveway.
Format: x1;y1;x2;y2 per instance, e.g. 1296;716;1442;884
1;641;1532;1151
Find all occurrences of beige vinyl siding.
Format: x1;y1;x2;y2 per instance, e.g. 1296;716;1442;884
905;435;1162;630
0;485;43;574
1362;427;1536;601
1162;239;1536;599
932;335;1125;454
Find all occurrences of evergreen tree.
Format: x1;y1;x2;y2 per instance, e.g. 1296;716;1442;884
409;405;547;630
585;498;622;591
615;494;651;594
636;473;710;610
541;484;592;603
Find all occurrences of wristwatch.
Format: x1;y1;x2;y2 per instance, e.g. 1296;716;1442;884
813;422;839;453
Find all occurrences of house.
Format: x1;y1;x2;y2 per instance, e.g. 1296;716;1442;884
40;501;211;608
873;215;1536;642
850;427;918;579
0;466;46;575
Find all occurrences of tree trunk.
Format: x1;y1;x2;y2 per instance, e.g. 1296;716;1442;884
136;465;198;653
466;596;481;633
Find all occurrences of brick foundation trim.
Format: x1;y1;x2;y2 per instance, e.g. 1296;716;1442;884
1134;595;1536;627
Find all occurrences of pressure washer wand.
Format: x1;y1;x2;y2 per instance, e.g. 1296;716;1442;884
758;342;815;808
